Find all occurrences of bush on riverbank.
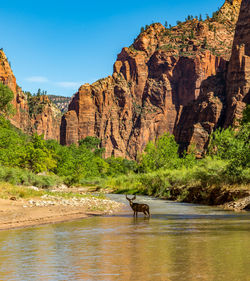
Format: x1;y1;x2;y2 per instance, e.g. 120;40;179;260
0;166;62;188
138;133;196;173
102;157;250;198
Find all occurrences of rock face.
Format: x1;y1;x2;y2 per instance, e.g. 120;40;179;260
61;0;246;158
175;0;249;155
0;50;61;141
175;75;226;156
48;95;71;113
225;0;250;126
27;95;61;141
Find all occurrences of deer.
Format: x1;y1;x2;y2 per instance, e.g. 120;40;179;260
126;195;150;217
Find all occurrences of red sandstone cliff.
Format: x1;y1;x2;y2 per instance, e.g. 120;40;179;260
61;0;245;158
0;50;61;141
175;0;249;155
225;0;250;126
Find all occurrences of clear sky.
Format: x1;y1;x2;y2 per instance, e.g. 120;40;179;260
0;0;224;97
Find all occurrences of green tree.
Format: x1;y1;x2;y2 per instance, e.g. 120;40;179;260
79;136;104;156
208;124;250;177
241;104;250;124
0;116;26;167
0;83;14;115
139;133;180;172
20;134;57;173
106;157;137;176
36;88;41;97
79;136;100;150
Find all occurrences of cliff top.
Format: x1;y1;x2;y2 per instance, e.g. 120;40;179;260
129;0;242;60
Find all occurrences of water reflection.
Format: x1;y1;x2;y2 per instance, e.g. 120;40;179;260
0;195;249;281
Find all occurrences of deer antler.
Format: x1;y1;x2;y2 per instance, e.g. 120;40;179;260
132;195;136;200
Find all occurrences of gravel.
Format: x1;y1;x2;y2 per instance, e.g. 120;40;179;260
25;194;124;214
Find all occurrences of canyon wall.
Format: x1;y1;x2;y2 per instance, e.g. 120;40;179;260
2;0;247;156
225;0;250;126
61;0;246;158
0;50;61;141
175;0;249;155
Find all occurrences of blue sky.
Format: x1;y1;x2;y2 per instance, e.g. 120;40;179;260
0;0;224;97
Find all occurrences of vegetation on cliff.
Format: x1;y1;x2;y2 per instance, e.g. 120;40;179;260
47;95;71;113
0;83;14;115
135;0;240;59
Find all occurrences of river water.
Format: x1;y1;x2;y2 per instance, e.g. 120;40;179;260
0;195;249;281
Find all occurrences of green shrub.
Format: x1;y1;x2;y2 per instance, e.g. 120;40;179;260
0;166;62;188
208;123;250;178
139;133;195;172
0;83;14;115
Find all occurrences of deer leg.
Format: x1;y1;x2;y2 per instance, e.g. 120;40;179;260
143;211;147;216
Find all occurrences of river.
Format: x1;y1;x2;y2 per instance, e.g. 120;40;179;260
0;195;249;281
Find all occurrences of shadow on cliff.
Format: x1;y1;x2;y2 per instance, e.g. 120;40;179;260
174;73;227;154
171;57;198;108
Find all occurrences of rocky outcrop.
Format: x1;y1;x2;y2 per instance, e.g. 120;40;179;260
28;95;61;141
223;195;250;211
61;0;243;158
0;50;61;141
175;74;226;156
48;95;71;113
175;0;249;155
224;0;250;126
0;50;30;129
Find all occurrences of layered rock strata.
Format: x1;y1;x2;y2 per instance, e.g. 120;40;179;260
225;0;250;126
0;50;61;140
61;0;247;158
175;0;249;155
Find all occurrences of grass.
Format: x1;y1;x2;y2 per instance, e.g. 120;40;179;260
0;182;45;199
0;182;106;200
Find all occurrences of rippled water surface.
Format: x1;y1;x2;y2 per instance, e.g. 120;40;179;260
0;195;250;281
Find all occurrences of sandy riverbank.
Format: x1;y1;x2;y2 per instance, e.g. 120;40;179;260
0;196;124;231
